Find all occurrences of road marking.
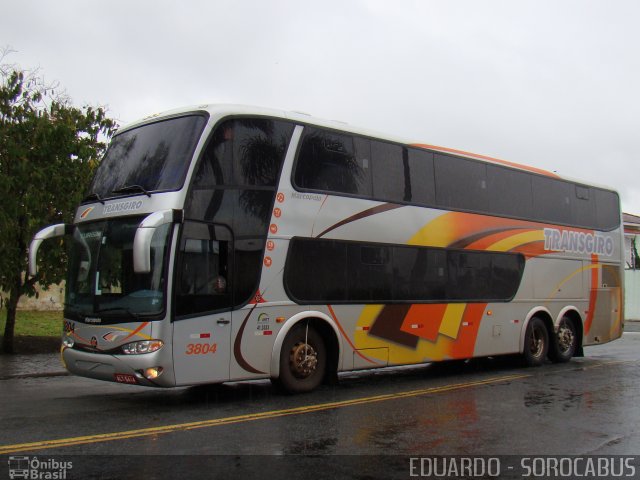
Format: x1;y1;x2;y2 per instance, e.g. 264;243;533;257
0;373;528;454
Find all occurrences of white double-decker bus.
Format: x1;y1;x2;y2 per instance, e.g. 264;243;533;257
29;105;624;393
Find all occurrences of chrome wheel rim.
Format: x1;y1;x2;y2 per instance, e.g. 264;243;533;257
557;321;575;354
289;342;318;379
530;325;545;359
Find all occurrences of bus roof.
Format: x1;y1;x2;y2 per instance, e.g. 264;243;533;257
119;104;567;182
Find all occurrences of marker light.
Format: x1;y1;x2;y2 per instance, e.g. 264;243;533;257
120;340;164;355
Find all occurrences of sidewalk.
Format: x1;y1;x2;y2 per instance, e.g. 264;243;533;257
0;352;68;380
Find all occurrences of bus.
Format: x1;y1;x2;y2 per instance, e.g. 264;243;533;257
29;104;624;393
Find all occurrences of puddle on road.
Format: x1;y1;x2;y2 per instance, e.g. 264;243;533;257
285;436;338;455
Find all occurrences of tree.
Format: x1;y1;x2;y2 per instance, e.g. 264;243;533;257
0;54;116;353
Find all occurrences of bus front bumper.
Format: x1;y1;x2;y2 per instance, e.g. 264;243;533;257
62;347;175;387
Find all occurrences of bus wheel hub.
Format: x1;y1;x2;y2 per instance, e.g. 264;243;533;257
290;342;318;379
558;325;574;352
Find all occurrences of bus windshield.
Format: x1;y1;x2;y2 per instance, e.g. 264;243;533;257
65;217;172;323
87;114;207;200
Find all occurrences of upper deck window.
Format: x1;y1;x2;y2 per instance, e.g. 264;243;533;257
292;125;620;231
294;127;372;197
88;114;207;200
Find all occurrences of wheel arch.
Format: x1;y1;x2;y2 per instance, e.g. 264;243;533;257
270;311;342;381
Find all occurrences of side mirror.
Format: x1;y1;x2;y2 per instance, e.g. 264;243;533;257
29;224;74;277
133;209;183;273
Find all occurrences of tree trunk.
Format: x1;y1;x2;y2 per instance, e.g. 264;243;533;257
1;272;23;354
2;293;19;354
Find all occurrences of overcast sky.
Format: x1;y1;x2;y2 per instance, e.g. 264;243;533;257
2;0;639;212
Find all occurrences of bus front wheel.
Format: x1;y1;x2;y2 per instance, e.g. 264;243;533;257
522;317;549;367
275;323;326;394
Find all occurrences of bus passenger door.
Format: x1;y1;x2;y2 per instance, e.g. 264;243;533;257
172;221;233;385
586;263;624;343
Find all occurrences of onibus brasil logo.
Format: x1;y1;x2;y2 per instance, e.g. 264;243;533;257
8;456;72;479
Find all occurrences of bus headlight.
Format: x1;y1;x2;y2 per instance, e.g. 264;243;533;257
62;336;75;348
120;340;164;355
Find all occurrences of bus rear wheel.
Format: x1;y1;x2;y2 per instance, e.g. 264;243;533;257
548;316;577;363
522;317;549;367
275;323;326;394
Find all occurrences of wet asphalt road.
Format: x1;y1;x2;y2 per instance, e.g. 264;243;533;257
1;326;640;479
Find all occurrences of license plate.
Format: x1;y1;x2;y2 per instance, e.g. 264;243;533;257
114;373;138;384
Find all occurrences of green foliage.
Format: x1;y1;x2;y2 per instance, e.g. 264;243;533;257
0;53;116;352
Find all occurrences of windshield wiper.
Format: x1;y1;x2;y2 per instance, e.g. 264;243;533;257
95;306;159;319
82;192;106;204
94;306;141;320
111;184;152;197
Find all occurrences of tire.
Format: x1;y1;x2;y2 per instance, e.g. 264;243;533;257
522;317;549;367
275;323;326;394
548;316;577;363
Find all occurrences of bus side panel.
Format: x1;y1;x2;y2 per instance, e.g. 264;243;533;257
229;305;306;381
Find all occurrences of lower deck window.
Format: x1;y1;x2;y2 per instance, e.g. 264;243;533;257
284;238;525;304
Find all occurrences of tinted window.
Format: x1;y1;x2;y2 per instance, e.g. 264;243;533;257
490;253;527;299
487;165;533;218
89;115;207;200
594;188;620;231
347;244;393;301
406;149;436;205
293;129;619;231
189;118;294;190
234;237;268;306
572;186;595;228
184;117;294;309
371;141;405;202
532;176;573;225
285;239;347;302
295;127;371;196
285;238;524;304
175;222;231;317
434;154;488;211
393;247;447;301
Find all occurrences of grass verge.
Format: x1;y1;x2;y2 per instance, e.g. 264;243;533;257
0;310;62;336
0;310;62;354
